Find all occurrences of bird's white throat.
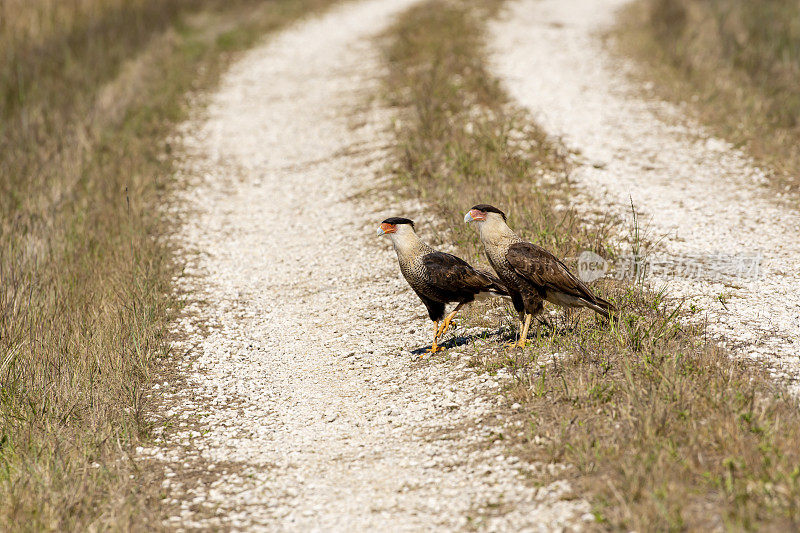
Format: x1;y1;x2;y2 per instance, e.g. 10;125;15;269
477;215;518;247
387;225;427;259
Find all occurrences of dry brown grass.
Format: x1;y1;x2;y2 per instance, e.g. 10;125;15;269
0;0;336;528
384;1;800;530
617;0;800;194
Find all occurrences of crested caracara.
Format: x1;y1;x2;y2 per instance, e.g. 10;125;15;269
378;217;507;353
464;204;614;348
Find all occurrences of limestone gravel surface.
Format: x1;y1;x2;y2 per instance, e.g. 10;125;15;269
489;0;800;392
140;0;590;530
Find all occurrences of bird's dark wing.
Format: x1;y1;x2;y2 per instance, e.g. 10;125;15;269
422;251;502;294
506;242;599;303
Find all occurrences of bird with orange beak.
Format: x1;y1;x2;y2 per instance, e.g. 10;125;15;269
378;217;507;354
465;204;614;348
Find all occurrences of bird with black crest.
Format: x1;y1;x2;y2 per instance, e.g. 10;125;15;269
378;217;507;354
465;204;615;348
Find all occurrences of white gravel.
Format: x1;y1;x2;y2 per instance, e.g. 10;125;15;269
489;0;800;391
143;0;590;530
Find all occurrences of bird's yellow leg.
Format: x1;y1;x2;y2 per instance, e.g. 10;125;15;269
439;313;455;337
437;303;465;339
425;321;443;354
504;316;527;350
516;313;533;348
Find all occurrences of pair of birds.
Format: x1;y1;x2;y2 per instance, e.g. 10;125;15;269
378;204;614;353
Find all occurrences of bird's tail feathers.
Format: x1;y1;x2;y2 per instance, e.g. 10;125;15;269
484;273;509;297
475;290;505;301
474;271;509;299
587;294;616;320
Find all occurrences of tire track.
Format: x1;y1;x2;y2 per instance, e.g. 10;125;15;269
489;0;800;392
139;0;590;529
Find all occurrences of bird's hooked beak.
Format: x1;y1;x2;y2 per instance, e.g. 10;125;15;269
377;222;396;236
464;209;486;223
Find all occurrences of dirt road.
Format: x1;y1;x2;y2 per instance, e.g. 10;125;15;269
140;0;588;529
489;0;800;391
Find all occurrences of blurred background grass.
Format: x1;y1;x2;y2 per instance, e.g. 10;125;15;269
0;0;334;528
619;0;800;192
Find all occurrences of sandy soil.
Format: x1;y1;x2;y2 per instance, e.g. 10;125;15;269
137;0;590;530
489;0;800;392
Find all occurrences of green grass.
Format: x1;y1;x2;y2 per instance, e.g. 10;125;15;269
384;0;800;529
0;0;336;528
617;0;800;194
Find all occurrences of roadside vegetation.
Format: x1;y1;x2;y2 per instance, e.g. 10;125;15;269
0;0;334;528
384;1;800;530
618;0;800;194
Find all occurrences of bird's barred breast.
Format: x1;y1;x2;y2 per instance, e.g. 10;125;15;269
486;249;516;285
400;257;434;293
402;256;457;304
